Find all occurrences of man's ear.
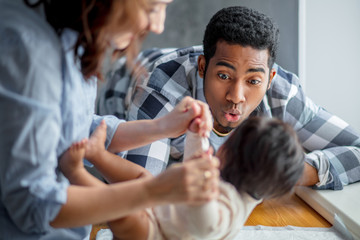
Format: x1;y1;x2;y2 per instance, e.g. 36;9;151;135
268;68;276;90
198;55;206;79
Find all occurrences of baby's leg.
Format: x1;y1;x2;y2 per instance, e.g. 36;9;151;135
108;210;150;240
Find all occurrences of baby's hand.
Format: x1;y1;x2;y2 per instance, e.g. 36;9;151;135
59;139;88;181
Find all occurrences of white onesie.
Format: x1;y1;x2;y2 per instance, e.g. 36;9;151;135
146;131;261;240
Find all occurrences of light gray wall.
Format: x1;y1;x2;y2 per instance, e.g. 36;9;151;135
142;0;299;75
302;0;360;132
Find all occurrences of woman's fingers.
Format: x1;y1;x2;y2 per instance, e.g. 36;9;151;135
196;100;212;138
177;154;220;203
150;153;219;205
185;99;212;137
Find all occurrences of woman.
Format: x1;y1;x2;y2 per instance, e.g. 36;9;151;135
0;0;218;239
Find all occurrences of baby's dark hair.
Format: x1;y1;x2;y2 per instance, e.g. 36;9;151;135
203;6;279;69
220;116;304;199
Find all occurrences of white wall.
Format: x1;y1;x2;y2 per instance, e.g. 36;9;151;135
300;0;360;132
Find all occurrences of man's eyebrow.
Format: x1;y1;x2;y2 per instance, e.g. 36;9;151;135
247;67;266;73
216;61;235;70
215;62;266;74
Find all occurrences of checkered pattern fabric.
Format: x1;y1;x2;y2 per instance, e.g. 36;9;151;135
98;46;360;190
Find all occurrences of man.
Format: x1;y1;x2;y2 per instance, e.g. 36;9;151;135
98;6;360;190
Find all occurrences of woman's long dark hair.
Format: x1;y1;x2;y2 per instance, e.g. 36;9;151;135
24;0;148;80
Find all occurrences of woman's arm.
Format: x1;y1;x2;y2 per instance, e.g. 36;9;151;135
107;96;212;153
50;180;151;228
51;155;219;228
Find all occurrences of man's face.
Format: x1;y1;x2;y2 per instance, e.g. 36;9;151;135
199;40;276;133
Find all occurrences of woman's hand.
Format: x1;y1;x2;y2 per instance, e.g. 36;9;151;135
158;96;212;139
144;152;220;205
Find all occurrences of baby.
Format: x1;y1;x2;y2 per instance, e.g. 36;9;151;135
59;118;217;240
60;116;304;239
147;116;305;239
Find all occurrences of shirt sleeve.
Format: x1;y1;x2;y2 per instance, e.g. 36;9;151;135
91;114;124;149
270;66;360;190
298;106;360;190
0;24;68;233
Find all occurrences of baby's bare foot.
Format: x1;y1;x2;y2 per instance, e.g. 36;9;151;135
85;120;107;161
59;139;88;179
69;139;87;159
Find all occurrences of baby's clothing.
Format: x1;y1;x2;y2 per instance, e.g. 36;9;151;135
146;181;260;240
145;131;261;239
183;131;210;160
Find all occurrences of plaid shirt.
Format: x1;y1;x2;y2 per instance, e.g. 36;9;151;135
98;46;360;190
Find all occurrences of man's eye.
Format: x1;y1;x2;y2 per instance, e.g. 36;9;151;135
218;73;229;80
249;79;261;85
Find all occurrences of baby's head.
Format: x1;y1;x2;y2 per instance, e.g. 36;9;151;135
218;116;304;200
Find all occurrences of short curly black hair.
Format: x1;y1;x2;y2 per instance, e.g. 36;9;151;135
203;6;279;69
219;116;304;200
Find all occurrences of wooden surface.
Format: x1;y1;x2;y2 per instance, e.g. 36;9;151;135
90;223;108;240
90;193;331;239
245;193;331;227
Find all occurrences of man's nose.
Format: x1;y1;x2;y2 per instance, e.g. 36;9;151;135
226;82;246;104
